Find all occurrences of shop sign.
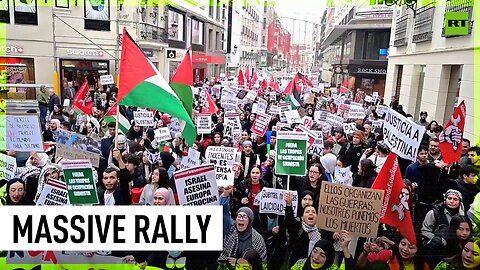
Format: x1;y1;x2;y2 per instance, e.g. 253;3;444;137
167;50;177;59
0;46;24;54
353;67;387;75
66;49;105;57
334;65;343;74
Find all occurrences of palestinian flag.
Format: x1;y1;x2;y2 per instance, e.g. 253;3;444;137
284;74;302;109
118;28;197;145
170;50;194;119
104;105;131;134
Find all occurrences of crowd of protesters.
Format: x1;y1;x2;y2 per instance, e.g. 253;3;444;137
1;74;479;270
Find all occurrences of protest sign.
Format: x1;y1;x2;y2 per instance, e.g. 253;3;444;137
257;98;267;114
333;166;353;186
295;125;318;150
100;74;115;85
134;110;154;127
251;112;271;137
6;250;125;266
63;160;99;205
169;118;181;133
224;113;242;138
259;188;298;216
315;101;322;111
343;122;357;135
314;110;329;122
322;122;332;133
308;131;324;156
205;146;238;187
349;103;366;119
302;116;314;129
252;103;259;114
326;113;344;127
284;110;301;124
317;182;384;238
180;148;201;170
174;164;219;206
246;90;257;101
36;179;69;206
372;119;384;131
364;95;373;103
56;130;101;167
279;103;290;123
269;105;281;115
154;127;172;141
221;98;238;111
383;108;426;161
0;153;16;180
0;114;43;152
269;91;276;101
376;105;389;117
196;114;212;134
275;131;308;176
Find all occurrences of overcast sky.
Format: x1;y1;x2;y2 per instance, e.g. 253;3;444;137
273;0;326;24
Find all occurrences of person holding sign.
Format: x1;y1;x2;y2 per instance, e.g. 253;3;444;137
339;131;366;175
236;141;261;179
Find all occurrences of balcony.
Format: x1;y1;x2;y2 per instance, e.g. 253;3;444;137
394;14;409;47
138;23;168;43
412;2;436;43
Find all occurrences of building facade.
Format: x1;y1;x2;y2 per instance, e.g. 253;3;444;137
3;0;169;101
320;3;393;96
384;1;477;141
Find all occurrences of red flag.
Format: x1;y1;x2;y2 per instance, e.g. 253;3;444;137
284;74;300;95
73;78;93;115
439;101;467;163
214;75;219;83
245;67;250;83
171;50;193;85
238;69;245;86
252;71;258;83
340;79;348;93
371;153;416;245
201;91;219;114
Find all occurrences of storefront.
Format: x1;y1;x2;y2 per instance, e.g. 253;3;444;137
0;56;37;99
349;65;387;96
57;47;114;100
192;54;225;82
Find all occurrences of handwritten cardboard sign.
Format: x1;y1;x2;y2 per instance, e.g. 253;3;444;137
317;182;384;238
1;114;43;152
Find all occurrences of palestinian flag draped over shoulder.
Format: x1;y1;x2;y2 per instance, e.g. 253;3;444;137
118;28;197;145
170;50;194;119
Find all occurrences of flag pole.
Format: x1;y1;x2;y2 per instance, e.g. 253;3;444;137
114;103;119;149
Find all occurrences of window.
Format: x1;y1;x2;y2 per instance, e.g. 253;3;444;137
168;9;185;41
412;2;435;43
208;29;213;49
394;14;409;47
216;0;221;21
215;31;220;50
394;65;403;101
56;0;69;8
0;0;10;23
84;0;110;31
14;0;38;25
209;0;214;18
191;19;204;45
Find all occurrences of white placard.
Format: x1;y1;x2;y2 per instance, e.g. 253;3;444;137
100;75;115;85
372;119;384;131
383;108;426;161
1;114;44;151
180;148;201;170
259;188;298;216
364;95;373;103
269;91;276;101
333;166;353;186
314;110;329;122
302;116;314;129
221;98;238;111
205;146;238;187
343;122;357;135
257;98;267;114
246;91;257;101
349;103;366;120
252;103;259;114
269;105;281;115
224;113;242;138
36;179;69;206
0;153;17;180
196;114;212;134
376;105;389;117
326;113;344;127
174;164;219;206
284;110;301;124
134;110;154;127
154;127;172;142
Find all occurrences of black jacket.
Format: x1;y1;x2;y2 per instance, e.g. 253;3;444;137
97;169;132;205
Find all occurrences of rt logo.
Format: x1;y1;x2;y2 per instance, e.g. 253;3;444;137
445;12;470;36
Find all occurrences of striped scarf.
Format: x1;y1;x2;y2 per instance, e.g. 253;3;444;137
302;222;321;255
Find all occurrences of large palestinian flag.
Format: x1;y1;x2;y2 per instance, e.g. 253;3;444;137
118;28;197;145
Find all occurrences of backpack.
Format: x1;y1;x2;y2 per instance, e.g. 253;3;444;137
432;201;450;238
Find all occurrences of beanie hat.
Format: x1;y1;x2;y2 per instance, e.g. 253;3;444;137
243;140;253;147
444;189;463;201
236;207;254;226
154;188;171;205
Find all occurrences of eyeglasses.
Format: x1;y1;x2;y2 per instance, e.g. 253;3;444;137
309;170;319;174
154;196;165;200
237;214;249;220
